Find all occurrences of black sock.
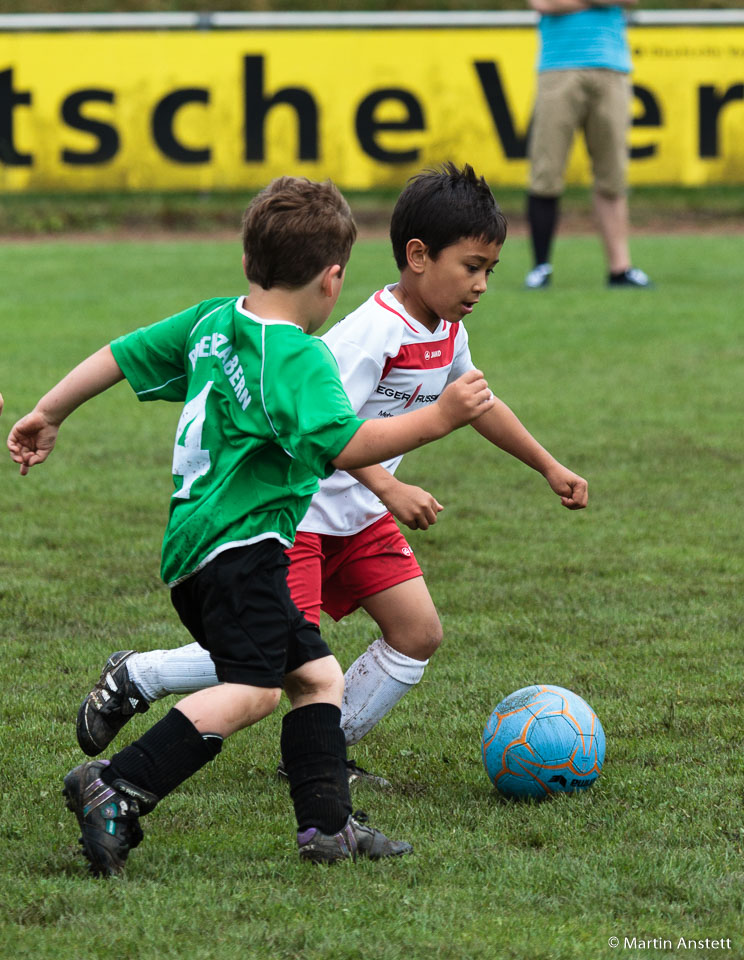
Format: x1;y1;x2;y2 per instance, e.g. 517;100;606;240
527;193;559;266
101;707;223;803
280;702;351;835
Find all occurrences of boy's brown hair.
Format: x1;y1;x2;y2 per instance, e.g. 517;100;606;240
242;177;357;290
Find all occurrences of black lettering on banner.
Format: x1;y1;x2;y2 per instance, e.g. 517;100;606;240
630;84;661;160
699;83;744;158
243;55;318;162
473;61;528;159
61;90;119;165
0;68;32;166
355;88;424;163
152;88;211;164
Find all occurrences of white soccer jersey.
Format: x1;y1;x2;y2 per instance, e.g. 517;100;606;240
299;284;476;536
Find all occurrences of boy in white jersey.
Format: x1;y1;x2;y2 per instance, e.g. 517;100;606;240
74;163;588;787
7;176;495;876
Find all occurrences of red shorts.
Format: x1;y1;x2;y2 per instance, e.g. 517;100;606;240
286;513;423;625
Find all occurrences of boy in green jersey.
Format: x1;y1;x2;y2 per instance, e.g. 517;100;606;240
8;176;494;876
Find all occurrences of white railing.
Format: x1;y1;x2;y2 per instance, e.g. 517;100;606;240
1;10;744;31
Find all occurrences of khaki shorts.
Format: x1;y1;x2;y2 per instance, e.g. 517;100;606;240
528;69;631;197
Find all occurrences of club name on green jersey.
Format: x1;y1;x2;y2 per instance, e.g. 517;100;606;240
188;331;251;410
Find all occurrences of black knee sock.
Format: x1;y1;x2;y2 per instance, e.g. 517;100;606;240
527;193;559;266
280;703;352;835
101;707;223;803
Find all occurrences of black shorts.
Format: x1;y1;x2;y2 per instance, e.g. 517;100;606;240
170;539;332;687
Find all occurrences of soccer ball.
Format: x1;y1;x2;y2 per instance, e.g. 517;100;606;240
481;684;606;800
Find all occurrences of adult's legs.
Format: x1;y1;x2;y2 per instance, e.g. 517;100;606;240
526;69;580;281
593;189;631;274
584;70;639;278
527;193;560;269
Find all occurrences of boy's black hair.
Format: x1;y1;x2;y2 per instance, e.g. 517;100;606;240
389;162;507;270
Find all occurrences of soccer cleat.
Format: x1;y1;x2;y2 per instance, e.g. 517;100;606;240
277;758;391;789
77;650;150;756
346;760;392;789
524;263;553;289
297;812;413;864
62;759;157;877
607;267;653;288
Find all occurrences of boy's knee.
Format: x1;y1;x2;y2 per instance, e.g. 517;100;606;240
284;657;344;707
257;686;283;718
412;623;443;661
385;615;443;662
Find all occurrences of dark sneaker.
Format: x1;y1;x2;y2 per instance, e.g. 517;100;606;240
77;650;150;756
62;759;157;877
297;812;412;863
277;759;391;789
524;263;552;289
608;267;653;288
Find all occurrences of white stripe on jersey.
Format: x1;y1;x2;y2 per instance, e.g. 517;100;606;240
299;284;475;536
258;322;294;460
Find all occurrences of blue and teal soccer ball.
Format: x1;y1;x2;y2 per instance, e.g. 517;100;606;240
482;685;606;800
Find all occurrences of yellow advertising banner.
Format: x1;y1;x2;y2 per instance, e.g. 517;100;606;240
1;26;743;191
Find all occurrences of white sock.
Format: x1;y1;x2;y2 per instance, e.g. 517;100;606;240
341;637;428;746
127;642;219;702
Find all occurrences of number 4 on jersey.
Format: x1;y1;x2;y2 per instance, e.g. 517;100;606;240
172;381;213;500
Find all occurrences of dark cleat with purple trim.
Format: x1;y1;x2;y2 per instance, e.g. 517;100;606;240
297;812;412;864
63;759;158;877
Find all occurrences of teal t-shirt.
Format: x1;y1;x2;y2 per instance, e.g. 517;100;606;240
538;7;631;74
111;296;364;585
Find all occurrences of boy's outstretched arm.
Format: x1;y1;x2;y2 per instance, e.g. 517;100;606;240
8;345;124;475
333;369;495;472
471;398;588;510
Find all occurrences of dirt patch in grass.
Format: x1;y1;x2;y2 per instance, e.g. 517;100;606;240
3;209;743;245
1;194;743;245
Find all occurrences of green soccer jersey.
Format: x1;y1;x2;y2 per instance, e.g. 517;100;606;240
111;296;363;586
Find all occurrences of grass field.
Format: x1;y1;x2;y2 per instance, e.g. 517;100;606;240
1;230;743;960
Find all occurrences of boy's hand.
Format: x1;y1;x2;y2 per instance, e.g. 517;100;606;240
436;370;496;430
545;465;588;510
7;411;60;475
379;479;444;530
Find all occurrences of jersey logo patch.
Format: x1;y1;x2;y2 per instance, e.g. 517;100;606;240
381;324;459;380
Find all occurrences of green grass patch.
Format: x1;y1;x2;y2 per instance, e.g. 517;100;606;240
1;232;742;958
